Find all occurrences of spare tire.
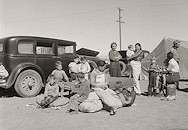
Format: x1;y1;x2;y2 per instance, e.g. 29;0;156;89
119;61;126;74
88;60;97;72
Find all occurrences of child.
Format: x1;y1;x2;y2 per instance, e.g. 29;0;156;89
79;56;91;80
127;45;134;78
67;72;91;114
51;61;69;96
156;66;167;97
0;62;9;81
147;56;159;96
127;45;134;57
113;81;136;107
37;75;59;108
68;55;81;81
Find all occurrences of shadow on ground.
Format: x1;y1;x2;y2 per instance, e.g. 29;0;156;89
178;88;188;93
0;88;18;97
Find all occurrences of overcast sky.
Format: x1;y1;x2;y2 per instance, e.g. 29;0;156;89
0;0;188;56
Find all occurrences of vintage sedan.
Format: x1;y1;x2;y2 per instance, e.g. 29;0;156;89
0;36;98;97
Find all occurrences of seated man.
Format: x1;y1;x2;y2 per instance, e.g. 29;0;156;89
67;72;91;114
161;52;180;101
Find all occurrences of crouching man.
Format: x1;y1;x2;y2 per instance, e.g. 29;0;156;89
161;52;180;101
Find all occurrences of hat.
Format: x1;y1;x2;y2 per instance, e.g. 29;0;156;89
173;40;181;47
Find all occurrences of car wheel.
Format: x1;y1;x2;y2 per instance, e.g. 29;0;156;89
14;69;43;97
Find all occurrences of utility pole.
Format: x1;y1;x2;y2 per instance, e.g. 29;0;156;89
116;7;124;50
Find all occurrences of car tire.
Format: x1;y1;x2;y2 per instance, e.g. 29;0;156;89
14;69;43;97
119;61;126;74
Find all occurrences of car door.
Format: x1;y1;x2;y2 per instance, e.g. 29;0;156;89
35;41;57;80
56;43;75;77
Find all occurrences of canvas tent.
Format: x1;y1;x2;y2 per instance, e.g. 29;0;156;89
141;38;188;80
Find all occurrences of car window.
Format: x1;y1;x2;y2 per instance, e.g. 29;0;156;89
58;45;73;55
0;43;3;52
18;41;34;54
36;42;54;55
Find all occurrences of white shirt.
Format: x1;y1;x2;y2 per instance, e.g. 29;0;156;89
167;58;180;72
68;62;80;73
127;50;134;57
95;74;106;86
79;62;91;73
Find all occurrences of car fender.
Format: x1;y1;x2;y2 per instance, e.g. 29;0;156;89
6;63;45;89
119;61;126;74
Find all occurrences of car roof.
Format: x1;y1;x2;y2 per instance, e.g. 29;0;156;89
0;36;77;46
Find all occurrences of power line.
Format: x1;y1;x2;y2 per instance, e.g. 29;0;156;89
1;7;115;24
116;7;124;50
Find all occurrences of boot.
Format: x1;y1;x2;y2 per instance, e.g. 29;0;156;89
170;85;176;96
161;86;171;101
169;84;176;100
153;89;157;96
166;86;171;96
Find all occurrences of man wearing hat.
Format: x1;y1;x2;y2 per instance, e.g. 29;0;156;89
170;40;181;64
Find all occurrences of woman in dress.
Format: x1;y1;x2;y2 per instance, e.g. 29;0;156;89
109;42;122;77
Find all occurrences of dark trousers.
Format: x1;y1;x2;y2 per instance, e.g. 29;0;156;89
166;72;180;84
166;72;180;90
148;72;157;95
70;73;77;81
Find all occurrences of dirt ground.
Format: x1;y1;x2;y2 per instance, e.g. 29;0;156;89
0;80;188;130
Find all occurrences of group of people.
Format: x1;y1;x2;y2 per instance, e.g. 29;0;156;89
109;42;144;95
37;56;136;115
108;40;181;101
36;40;181;115
147;40;180;101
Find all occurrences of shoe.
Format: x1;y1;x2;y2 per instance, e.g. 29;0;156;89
155;93;163;97
166;96;176;101
109;107;117;116
153;92;157;97
161;95;170;101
